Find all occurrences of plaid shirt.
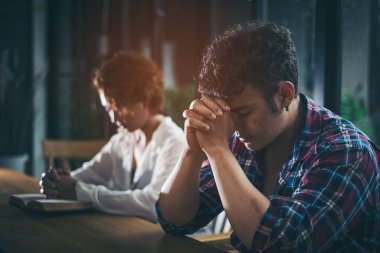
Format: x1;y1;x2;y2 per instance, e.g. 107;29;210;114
156;94;380;252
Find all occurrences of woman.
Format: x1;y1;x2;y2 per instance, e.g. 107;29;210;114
41;52;185;222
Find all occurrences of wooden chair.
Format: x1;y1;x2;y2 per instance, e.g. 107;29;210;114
42;139;107;170
193;211;238;253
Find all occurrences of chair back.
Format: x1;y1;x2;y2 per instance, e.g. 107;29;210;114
42;139;107;170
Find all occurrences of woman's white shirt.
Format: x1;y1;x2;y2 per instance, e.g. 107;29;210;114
71;117;185;222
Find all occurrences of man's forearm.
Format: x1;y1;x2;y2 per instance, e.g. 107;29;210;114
206;148;270;248
158;149;204;224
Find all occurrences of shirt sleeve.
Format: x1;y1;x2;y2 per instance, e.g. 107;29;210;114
76;136;186;223
71;139;113;186
233;146;378;253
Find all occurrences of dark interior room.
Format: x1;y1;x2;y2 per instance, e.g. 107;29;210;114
0;1;380;252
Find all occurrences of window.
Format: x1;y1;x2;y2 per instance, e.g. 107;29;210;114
340;0;380;146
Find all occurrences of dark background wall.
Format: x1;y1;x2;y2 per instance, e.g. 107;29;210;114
0;0;379;177
0;1;31;156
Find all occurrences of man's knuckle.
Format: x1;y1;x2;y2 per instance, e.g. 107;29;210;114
189;99;201;109
183;109;189;118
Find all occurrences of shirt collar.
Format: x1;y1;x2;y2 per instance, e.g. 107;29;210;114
292;93;324;162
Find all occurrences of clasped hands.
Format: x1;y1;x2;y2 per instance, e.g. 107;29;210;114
40;167;77;200
183;96;235;156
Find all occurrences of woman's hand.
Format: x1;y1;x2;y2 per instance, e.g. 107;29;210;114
40;168;77;200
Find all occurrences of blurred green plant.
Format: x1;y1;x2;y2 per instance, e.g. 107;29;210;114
341;90;375;139
164;85;196;129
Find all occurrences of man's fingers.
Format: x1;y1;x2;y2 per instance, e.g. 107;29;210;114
200;96;229;115
189;99;218;119
213;97;230;112
183;109;210;121
185;118;209;131
189;96;230;119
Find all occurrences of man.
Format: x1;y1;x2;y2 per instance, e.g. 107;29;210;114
41;52;185;222
156;22;380;252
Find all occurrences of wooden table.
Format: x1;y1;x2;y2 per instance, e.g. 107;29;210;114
0;168;226;253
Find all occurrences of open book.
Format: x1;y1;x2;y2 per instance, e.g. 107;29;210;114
9;193;93;213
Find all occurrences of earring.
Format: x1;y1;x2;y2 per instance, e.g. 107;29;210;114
285;106;289;112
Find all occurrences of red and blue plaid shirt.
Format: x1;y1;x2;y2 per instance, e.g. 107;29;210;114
156;94;380;252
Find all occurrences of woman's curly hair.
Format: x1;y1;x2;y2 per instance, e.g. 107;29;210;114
196;21;298;111
94;51;164;114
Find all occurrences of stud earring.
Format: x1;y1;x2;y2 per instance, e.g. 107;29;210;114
285;106;289;112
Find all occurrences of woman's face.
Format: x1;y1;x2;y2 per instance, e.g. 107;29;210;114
98;89;151;132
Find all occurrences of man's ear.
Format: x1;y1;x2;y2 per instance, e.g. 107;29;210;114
278;81;295;109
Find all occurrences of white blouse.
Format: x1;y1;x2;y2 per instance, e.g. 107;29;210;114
71;117;185;222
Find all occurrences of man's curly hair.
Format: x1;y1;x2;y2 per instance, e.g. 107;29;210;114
94;51;164;114
196;21;298;111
